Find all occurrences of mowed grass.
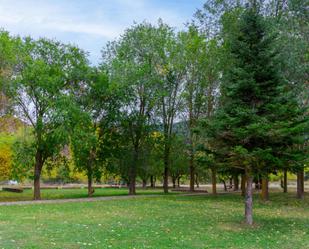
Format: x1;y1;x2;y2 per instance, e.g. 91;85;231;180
0;188;173;202
0;192;308;249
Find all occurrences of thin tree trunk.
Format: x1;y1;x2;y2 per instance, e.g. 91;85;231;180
33;150;43;200
172;177;176;188
241;173;246;197
233;175;239;191
229;178;233;189
211;168;217;195
150;175;155;188
283;169;287;193
195;173;199;188
245;172;253;225
142;178;147;188
189;153;195;192
297;169;304;199
261;176;269;201
163;145;169;194
87;174;94;197
222;180;227;192
129;149;138;195
177;176;180;187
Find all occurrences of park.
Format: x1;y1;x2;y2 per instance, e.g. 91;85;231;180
0;0;308;248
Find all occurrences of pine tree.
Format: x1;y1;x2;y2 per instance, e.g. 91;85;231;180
207;3;307;225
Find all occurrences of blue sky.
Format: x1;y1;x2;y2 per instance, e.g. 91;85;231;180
0;0;205;64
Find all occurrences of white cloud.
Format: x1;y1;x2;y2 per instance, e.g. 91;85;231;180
0;0;203;63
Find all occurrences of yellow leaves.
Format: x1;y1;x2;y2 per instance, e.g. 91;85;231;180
0;146;12;180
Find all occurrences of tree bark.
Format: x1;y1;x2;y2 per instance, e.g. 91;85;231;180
142;178;147;188
245;173;253;225
195;173;199;188
172;177;176;188
241;173;246;196
283;169;287;193
211;168;217;195
189;153;195;192
87;174;94;197
261;176;269;201
129;149;138;195
150;175;155;188
177;176;180;187
297;169;304;199
163;145;170;194
33;150;43;200
233;175;239;191
222;179;227;192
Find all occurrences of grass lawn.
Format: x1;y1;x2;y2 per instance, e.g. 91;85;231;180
0;192;308;249
0;187;174;202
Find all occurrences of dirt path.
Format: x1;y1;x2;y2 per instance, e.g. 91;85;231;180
0;192;208;206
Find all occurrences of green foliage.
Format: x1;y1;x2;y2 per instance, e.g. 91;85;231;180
206;4;307;175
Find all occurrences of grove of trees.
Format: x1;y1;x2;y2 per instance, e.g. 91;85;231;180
0;0;308;225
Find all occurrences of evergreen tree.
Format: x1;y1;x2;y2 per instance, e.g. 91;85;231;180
206;3;307;225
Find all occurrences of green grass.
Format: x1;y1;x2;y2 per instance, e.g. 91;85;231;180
0;187;174;202
0;192;308;249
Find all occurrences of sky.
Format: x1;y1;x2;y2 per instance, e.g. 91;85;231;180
0;0;205;64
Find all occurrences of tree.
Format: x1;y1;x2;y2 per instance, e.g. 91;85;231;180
206;3;306;224
180;26;220;191
0;146;11;180
0;30;20;117
153;22;184;193
102;22;162;195
4;37;88;200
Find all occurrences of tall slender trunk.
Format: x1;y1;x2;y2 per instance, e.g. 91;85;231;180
297;169;304;199
87;174;94;197
241;173;246;197
33;150;43;200
189;153;195;192
177;176;180;187
142;178;147;188
172;177;176;188
150;175;155;188
222;179;227;192
245;171;253;225
129;149;138;195
283;169;287;193
163;144;169;194
261;176;269;201
195;173;199;188
233;175;239;191
211;168;217;195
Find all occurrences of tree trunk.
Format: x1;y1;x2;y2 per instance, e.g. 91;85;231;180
172;177;176;188
129;150;138;195
142;178;147;188
283;169;287;193
261;176;269;201
211;168;217;195
297;169;304;199
229;178;233;189
233;175;239;191
222;179;227;192
245;172;253;225
177;176;180;187
241;173;246;197
163;145;170;194
150;175;155;188
87;174;94;197
33;150;43;200
189;153;195;192
195;173;199;188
